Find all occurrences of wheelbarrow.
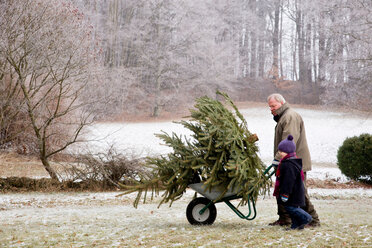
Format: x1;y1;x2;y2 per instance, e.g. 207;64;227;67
186;164;276;225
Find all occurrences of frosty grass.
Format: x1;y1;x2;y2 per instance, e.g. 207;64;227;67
0;189;371;247
1;106;371;247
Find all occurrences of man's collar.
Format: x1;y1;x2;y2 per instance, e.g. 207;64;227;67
276;102;289;116
273;103;290;122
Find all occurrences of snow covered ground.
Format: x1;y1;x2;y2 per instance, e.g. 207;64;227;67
1;106;371;247
0;190;371;247
1;187;372;211
85;106;371;183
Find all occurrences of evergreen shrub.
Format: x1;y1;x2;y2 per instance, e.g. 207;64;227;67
337;133;372;184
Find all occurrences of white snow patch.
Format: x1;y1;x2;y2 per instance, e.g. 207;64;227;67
308;188;372;198
86;107;372;163
83;106;371;183
307;167;348;182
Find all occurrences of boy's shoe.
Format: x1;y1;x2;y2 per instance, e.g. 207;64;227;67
296;223;307;230
285;223;307;231
269;219;291;226
297;217;313;229
289;217;312;230
305;221;321;228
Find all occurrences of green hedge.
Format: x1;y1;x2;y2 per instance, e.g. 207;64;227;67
337;133;372;184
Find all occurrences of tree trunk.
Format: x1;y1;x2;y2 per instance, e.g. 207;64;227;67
312;19;319;101
240;2;248;78
296;3;306;102
318;18;332;84
318;25;326;83
292;27;298;81
272;0;280;80
305;23;312;85
249;0;257;78
41;157;59;181
257;2;265;78
250;30;257;78
105;0;120;67
239;28;247;78
336;40;344;84
279;5;284;78
152;67;162;117
296;8;304;82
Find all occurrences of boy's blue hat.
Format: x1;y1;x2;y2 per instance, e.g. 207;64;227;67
278;135;296;153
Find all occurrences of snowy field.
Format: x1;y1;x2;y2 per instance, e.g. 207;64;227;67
1;106;371;247
1;190;371;247
86;106;372;182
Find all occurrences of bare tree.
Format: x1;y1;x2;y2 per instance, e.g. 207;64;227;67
0;64;26;149
0;0;97;180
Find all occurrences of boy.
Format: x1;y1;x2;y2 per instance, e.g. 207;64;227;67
273;134;312;230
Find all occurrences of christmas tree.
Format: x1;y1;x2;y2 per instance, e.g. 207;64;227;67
119;91;271;207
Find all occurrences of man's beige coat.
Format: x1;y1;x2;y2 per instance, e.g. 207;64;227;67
274;103;312;172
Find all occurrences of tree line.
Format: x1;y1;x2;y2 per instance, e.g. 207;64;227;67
77;0;371;116
0;0;371;180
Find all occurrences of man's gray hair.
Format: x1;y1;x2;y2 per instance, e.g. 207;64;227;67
267;93;286;103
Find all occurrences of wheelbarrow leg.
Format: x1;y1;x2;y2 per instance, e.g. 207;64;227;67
223;194;257;220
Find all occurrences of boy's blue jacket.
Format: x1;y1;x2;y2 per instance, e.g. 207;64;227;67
279;158;305;207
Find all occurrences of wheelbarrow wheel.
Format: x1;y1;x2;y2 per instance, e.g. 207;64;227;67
186;197;217;225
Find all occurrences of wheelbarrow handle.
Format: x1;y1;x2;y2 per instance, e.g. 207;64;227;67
263;164;276;179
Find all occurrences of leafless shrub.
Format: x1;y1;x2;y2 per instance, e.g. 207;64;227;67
63;147;148;188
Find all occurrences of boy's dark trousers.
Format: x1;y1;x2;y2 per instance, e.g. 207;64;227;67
276;173;320;225
284;205;312;229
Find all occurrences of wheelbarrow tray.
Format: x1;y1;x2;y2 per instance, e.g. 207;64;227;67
188;183;240;201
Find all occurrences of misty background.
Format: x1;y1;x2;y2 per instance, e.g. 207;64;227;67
1;0;371;180
74;0;371;119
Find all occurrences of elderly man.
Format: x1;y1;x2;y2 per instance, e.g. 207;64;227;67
267;93;320;227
